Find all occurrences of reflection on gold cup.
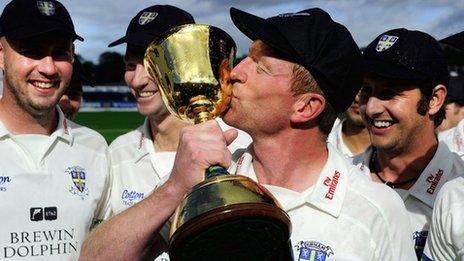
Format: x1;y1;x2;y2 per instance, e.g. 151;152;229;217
144;24;292;260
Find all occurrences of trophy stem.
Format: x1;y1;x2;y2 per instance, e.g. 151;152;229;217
194;110;212;124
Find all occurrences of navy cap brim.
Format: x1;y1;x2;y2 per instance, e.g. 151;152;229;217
363;58;428;81
4;22;83;41
230;7;299;62
108;32;155;48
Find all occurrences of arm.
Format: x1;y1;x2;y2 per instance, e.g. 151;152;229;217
79;121;237;260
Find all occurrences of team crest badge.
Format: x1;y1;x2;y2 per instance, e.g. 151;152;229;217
413;231;428;259
295;241;334;261
66;166;89;199
375;35;399;52
138;12;158;25
37;1;55;16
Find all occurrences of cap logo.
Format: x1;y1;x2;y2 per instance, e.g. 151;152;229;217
376;35;399;52
278;12;311;18
139;12;158;25
37;1;55;16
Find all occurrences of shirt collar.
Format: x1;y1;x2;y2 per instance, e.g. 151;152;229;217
52;106;74;145
306;144;349;218
231;144;349;218
0;106;74;144
407;143;454;207
133;118;152;163
358;145;452;208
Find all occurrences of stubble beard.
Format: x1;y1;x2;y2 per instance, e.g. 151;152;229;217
5;75;61;120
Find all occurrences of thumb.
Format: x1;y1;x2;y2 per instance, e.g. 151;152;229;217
223;128;238;146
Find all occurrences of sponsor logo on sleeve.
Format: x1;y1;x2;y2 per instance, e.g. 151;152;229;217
295;241;334;261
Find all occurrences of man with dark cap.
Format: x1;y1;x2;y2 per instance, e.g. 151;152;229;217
81;5;250;260
82;7;415;261
422;30;464;261
0;0;111;260
352;28;464;259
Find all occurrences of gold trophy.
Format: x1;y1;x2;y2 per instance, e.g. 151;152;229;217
144;24;292;260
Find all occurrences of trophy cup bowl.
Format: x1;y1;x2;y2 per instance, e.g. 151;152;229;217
144;24;292;260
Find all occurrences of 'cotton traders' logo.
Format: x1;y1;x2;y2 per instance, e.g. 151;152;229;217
66;166;89;199
323;171;340;200
426;169;443;194
0;175;11;192
295;241;334;261
121;189;145;207
376;35;399;52
37;1;55;16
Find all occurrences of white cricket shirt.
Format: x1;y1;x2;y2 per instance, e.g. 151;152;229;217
0;108;111;260
229;144;416;260
352;143;464;259
438;119;464;159
423;177;464;261
106;118;251;260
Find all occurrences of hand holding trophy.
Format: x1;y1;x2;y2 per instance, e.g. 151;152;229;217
144;24;292;260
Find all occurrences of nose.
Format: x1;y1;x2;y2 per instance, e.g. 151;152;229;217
363;96;384;119
37;56;58;76
131;64;150;90
230;57;249;84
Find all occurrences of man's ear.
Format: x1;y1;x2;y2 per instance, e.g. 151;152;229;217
290;93;326;123
428;84;446;116
0;39;5;70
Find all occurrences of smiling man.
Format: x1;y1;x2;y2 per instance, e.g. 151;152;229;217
353;28;464;259
0;0;111;260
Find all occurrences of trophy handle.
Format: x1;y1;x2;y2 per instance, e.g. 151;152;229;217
206;165;228;178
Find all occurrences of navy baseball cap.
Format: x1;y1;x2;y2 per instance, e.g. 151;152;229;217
230;7;363;114
0;0;83;41
440;31;464;51
108;5;195;48
363;28;448;87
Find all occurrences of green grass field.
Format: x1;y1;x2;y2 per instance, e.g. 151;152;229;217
74;111;145;144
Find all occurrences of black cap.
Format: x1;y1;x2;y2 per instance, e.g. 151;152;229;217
446;72;464;103
0;0;83;41
108;5;194;48
363;28;448;87
230;7;363;114
440;31;464;51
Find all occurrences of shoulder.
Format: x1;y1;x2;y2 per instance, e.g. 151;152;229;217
109;126;143;151
345;165;407;220
68;120;108;152
109;126;144;162
435;176;464;208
